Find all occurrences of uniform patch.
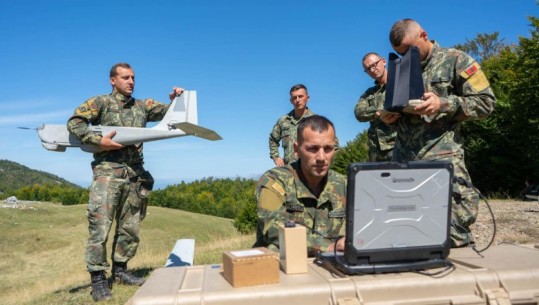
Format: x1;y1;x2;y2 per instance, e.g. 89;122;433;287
459;63;489;92
146;99;153;107
460;63;480;79
467;70;490;92
258;187;285;211
465;63;478;76
271;181;285;197
76;106;90;115
285;204;304;213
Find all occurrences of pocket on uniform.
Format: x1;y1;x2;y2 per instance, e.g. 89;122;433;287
92;163;128;180
126;190;142;208
329;208;345;219
429;77;451;97
328;208;346;237
282;134;290;148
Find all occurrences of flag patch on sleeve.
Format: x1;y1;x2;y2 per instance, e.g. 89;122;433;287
460;62;489;92
465;64;478;76
461;63;480;79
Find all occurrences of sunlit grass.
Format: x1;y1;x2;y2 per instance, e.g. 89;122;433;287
0;202;254;305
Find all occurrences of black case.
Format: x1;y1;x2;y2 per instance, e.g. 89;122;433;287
384;46;425;113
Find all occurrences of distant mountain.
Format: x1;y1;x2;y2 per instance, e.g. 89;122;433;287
0;159;82;195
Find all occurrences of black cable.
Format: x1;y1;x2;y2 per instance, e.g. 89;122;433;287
472;193;497;253
294;221;341;244
415;261;455;278
453;176;497;253
313;256;347;278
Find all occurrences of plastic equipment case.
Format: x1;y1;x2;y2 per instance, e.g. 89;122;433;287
126;244;539;305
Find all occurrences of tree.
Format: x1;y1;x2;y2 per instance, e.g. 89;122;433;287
454;32;506;63
457;16;539;197
331;131;369;175
149;177;258;225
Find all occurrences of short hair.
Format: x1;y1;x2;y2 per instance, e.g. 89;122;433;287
389;18;421;47
110;63;132;78
289;84;308;95
362;52;382;63
297;115;335;144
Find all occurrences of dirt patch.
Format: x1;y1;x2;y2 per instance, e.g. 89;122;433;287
470;199;539;249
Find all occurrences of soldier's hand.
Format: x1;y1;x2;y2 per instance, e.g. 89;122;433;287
327;237;345;253
414;92;441;116
99;131;124;151
273;157;285;167
379;111;401;124
169;87;185;101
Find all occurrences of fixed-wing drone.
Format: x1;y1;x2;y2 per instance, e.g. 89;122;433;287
36;91;222;153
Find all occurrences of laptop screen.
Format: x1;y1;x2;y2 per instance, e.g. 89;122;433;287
344;161;453;265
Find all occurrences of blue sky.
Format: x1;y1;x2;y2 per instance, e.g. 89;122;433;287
1;0;537;188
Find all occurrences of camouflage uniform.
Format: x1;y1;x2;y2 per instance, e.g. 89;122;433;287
253;161;347;257
392;41;496;246
269;109;315;165
354;82;397;161
67;91;169;272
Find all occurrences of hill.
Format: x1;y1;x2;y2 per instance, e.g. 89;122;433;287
0;201;255;305
0;159;82;195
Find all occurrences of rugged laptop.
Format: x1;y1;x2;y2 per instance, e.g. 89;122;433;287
320;161;453;274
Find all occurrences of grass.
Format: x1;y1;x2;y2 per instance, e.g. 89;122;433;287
0;202;255;305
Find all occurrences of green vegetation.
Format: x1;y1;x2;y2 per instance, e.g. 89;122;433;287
1;161;259;231
457;16;539;197
13;183;89;205
331;130;369;175
0;202;255;305
0;159;82;198
149;177;258;232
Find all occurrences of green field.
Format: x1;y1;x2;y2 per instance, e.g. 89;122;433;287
0;202;255;305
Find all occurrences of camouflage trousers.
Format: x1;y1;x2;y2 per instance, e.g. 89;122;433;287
85;161;153;272
436;154;479;247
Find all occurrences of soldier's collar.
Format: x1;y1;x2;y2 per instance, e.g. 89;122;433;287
421;40;437;68
292;160;329;199
112;91;134;104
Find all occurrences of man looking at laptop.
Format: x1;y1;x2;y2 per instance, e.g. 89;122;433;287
254;115;346;257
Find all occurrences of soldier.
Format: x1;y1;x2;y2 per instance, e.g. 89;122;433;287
254;115;346;257
354;52;397;162
381;19;496;247
67;63;184;302
269;84;315;166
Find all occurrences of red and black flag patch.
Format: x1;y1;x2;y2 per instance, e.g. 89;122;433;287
464;63;478;76
460;62;489;92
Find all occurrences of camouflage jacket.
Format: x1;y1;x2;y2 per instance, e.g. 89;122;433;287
67;91;169;166
253;161;347;257
354;82;397;161
268;108;315;164
393;41;496;162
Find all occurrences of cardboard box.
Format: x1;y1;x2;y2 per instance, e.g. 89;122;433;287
222;247;279;287
278;224;308;274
